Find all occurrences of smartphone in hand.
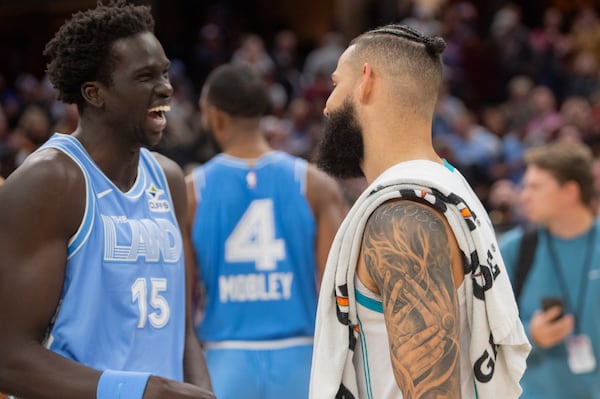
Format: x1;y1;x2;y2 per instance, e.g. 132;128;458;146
541;297;564;322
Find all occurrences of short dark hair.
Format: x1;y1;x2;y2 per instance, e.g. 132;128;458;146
44;0;155;109
525;140;595;206
203;64;269;118
349;24;446;119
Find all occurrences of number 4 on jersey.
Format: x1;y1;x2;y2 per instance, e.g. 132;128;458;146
225;199;286;271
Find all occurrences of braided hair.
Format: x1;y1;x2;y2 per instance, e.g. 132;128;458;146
44;0;155;109
362;24;446;56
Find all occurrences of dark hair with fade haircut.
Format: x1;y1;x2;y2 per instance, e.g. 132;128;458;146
204;63;269;118
44;0;155;109
525;140;596;207
349;24;446;117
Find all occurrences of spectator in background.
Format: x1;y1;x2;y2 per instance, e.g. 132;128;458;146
440;107;501;204
281;97;321;160
501;75;535;134
500;140;600;399
191;23;231;94
488;3;534;95
487;178;523;237
270;29;303;102
529;6;570;100
482;105;526;185
561;96;600;140
231;33;275;76
6;103;51;171
565;50;600;99
568;6;600;68
302;31;345;87
524;85;563;146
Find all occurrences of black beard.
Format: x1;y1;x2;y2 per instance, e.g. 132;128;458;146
315;99;365;179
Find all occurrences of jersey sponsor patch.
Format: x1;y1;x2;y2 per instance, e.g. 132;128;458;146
146;183;171;212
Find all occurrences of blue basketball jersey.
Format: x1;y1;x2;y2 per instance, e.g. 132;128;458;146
38;133;185;380
190;152;317;342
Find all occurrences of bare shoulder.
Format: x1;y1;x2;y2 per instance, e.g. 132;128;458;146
10;147;85;189
0;149;85;237
305;162;339;193
305;162;347;210
361;198;456;288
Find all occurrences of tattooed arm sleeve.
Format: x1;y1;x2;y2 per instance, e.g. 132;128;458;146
362;199;461;399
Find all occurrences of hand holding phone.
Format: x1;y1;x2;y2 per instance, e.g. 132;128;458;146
541;297;564;322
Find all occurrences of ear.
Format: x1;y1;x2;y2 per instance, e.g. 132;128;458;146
357;62;374;103
207;105;227;132
81;82;104;108
205;105;231;147
563;180;583;205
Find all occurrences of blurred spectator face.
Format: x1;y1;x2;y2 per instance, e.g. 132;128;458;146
260;115;288;150
531;86;556;113
572;51;598;76
543;7;563;30
520;165;567;224
507;75;533;100
481;106;507;136
19;105;50;145
289;98;310;125
449;109;473;138
491;5;519;38
561;96;593;133
489;179;519;209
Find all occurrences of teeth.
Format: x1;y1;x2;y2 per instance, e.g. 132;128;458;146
148;105;171;113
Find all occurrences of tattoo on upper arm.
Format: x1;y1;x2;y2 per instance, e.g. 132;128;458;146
362;200;460;399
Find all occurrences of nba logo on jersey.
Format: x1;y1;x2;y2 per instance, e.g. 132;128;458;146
146;183;170;212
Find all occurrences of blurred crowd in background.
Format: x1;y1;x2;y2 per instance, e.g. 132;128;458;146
2;0;600;236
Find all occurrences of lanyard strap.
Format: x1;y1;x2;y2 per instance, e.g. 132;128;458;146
545;225;596;333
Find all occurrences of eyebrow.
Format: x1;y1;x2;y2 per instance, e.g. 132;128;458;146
133;60;170;74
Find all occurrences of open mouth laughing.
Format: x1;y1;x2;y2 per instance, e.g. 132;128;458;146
147;104;171;131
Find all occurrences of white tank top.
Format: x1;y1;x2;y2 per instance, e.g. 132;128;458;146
353;277;476;399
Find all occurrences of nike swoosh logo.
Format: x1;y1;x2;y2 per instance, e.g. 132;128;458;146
97;189;113;199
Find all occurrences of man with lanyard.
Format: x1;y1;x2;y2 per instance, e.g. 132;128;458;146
500;140;600;398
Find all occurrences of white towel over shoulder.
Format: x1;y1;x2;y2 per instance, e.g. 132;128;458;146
309;160;530;399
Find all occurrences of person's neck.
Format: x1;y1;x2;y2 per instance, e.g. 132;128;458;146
72;122;140;192
222;130;272;160
546;206;595;239
361;121;441;184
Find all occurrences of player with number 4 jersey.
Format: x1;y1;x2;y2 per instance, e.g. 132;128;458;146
191;152;317;342
186;64;347;399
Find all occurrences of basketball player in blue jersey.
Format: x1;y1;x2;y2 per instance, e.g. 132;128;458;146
0;2;213;399
186;63;347;399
